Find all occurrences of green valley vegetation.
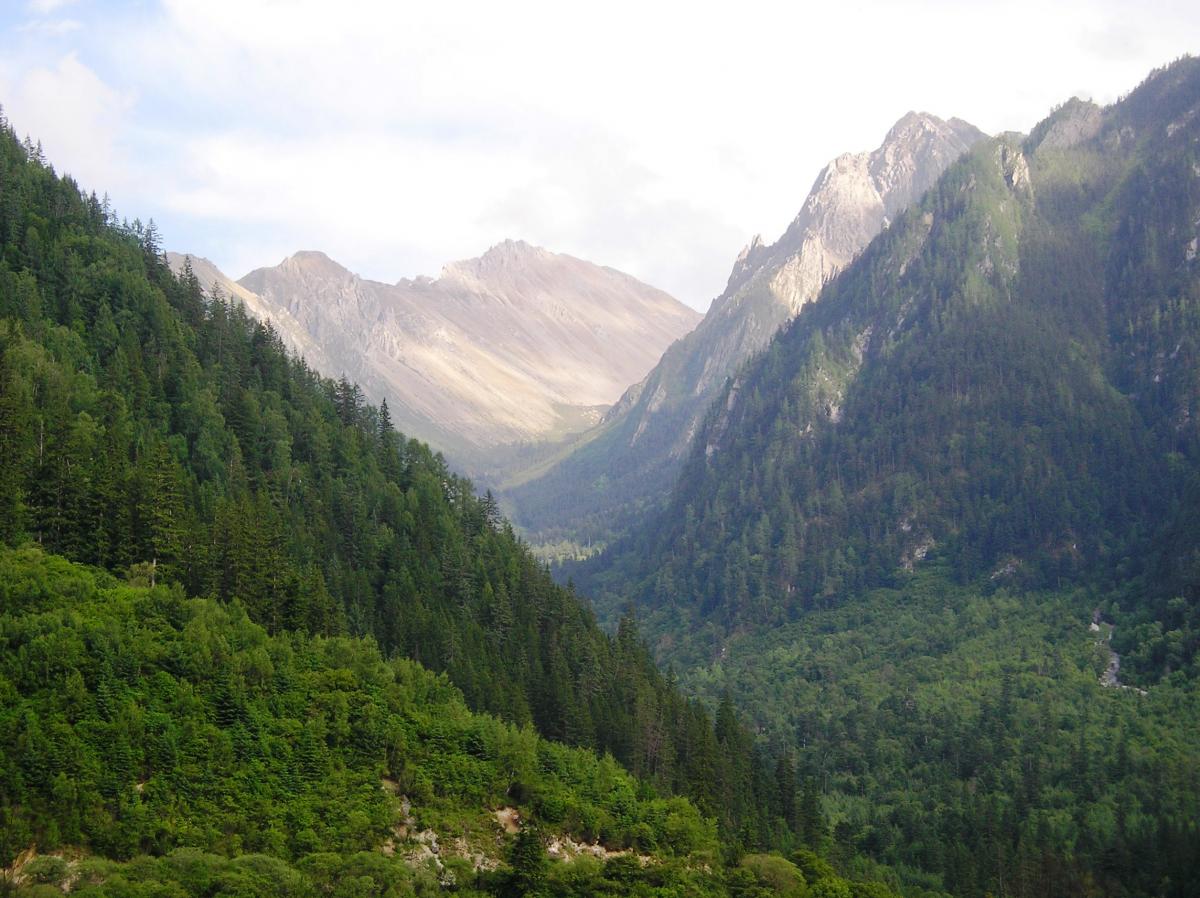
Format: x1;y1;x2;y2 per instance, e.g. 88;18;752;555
663;565;1200;897
573;58;1200;897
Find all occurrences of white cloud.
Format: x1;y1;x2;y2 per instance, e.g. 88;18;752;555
163;128;543;278
0;52;133;194
27;0;78;14
4;0;1200;307
17;18;83;36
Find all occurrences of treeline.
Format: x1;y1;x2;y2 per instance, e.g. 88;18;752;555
0;110;788;849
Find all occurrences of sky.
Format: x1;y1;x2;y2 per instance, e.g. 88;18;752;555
0;1;1197;311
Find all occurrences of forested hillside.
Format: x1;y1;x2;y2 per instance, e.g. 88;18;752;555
1;545;907;897
573;58;1200;897
582;58;1200;650
669;566;1200;898
0;108;800;860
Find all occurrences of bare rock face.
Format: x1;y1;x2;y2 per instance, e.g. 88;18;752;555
724;112;987;320
168;243;700;460
504;112;986;546
1027;97;1104;152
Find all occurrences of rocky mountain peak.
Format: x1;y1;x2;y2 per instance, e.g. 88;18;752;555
284;249;348;272
882;110;941;142
726;234;770;293
729;110;986;315
441;239;552;285
729;108;987;336
245;250;356;293
869;114;987;214
485;237;540;258
1026;97;1104;153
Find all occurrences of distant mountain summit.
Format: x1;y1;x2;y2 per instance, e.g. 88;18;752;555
437;237;554;285
726;113;983;302
503;112;986;553
169;242;700;463
692;112;985;398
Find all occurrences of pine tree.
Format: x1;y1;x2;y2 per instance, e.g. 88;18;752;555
146;442;187;586
0;341;30;542
506;824;547;897
775;753;798;831
798;777;826;849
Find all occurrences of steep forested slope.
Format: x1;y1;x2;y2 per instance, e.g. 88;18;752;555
0;547;921;897
0;111;789;849
0;547;708;895
583;59;1200;648
573;58;1200;898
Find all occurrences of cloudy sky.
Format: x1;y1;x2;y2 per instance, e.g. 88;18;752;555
1;0;1197;310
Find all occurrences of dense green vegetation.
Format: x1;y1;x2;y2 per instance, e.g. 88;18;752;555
0;545;915;898
670;564;1200;897
573;59;1200;897
0;546;716;860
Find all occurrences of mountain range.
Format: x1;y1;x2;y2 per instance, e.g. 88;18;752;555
167;241;700;466
501;112;987;554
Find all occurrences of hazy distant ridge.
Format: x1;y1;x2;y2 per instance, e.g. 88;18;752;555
169;241;700;459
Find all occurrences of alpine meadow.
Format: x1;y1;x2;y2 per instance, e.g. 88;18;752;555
2;7;1200;898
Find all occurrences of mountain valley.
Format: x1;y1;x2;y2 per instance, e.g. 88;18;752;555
572;58;1200;898
502;113;986;557
1;38;1199;898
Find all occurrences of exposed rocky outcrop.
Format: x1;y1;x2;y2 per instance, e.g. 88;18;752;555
725;112;986;320
1027;97;1104;152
